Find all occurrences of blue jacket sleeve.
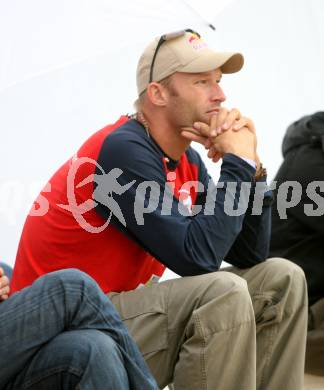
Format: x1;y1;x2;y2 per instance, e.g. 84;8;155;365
194;154;272;268
224;176;272;267
94;124;270;276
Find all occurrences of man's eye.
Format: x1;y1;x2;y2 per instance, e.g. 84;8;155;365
196;79;207;84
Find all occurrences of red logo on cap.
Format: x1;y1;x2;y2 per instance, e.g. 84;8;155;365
188;33;200;43
188;33;207;50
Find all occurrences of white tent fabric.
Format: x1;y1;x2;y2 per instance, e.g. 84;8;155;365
0;0;323;267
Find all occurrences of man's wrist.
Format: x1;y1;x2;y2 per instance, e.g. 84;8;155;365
254;162;267;181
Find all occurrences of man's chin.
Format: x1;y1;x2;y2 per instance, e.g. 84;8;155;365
205;111;219;119
178;114;211;128
197;114;212;124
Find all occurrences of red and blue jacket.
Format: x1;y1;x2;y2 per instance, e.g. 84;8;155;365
11;116;272;294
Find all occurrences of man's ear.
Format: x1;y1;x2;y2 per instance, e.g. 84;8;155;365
146;82;168;107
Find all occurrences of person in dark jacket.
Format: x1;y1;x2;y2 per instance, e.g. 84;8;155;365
270;111;324;376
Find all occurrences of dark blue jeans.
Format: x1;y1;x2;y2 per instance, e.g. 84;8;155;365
0;269;158;390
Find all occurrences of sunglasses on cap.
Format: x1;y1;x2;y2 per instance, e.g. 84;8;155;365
149;29;201;83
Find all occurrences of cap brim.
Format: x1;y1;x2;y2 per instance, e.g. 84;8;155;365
180;51;244;74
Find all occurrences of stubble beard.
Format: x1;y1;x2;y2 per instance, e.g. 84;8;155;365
170;98;208;130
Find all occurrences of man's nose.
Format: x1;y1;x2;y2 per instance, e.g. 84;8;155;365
210;84;226;103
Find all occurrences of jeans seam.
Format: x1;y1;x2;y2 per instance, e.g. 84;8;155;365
2;285;68;327
21;366;82;389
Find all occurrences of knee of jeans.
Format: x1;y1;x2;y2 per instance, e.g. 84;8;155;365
76;330;123;368
41;269;97;292
41;330;121;375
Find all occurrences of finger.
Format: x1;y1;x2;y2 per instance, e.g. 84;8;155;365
181;130;208;145
221;108;241;131
191;122;212;137
232;118;247;131
204;138;213;150
215;107;229;131
216;127;228;135
207;145;220;159
182;123;211;138
0;275;9;289
0;294;9;301
209;149;222;163
212;153;222;163
0;267;4;277
207;146;215;159
209;114;218;137
181;127;202;136
233;117;255;133
0;285;10;296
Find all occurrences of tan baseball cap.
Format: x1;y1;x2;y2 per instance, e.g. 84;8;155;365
136;30;244;95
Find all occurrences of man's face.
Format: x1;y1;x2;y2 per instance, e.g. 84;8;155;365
163;68;226;128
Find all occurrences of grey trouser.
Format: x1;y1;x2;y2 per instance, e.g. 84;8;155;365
109;258;308;390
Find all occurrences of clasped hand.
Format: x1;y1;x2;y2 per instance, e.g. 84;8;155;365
181;108;257;163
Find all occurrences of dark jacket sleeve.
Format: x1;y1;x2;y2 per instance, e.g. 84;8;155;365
194;153;272;268
95;127;268;276
224;176;272;267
